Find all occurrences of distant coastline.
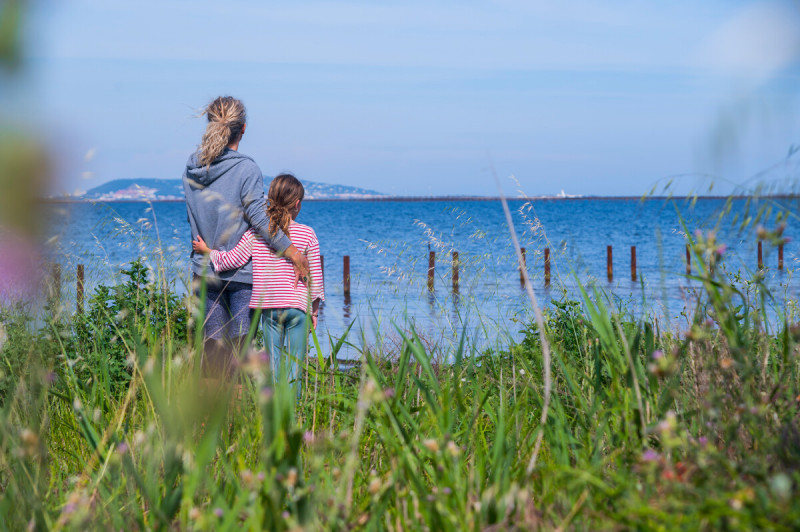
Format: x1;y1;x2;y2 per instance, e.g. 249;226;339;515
40;194;799;204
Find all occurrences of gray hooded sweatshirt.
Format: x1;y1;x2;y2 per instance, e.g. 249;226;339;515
183;148;291;284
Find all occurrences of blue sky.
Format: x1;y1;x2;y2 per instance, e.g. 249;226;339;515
16;0;800;196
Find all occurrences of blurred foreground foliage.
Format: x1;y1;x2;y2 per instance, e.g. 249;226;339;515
0;238;799;530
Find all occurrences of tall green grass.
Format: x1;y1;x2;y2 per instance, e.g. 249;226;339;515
1;214;799;530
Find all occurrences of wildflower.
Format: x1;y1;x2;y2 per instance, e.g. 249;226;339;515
20;428;38;446
286;468;298;488
641;449;660;462
446;441;461;457
257;472;266;482
770;473;792;501
442;487;452;495
214;508;224;518
657;411;677;434
260;387;274;401
715;244;727;256
422;439;440;453
651;350;664;360
697;436;708;448
368;477;381;494
303;431;315;444
116;442;129;455
189;507;201;520
518;369;526;376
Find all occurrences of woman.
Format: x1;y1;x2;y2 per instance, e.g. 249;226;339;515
183;96;308;374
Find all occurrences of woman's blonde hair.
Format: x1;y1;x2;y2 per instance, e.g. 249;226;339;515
267;174;305;237
198;96;246;167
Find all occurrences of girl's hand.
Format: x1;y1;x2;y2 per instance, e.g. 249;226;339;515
192;235;211;255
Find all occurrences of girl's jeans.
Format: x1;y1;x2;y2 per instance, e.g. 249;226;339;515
261;308;308;392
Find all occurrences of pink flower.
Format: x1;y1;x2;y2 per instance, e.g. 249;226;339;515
641;449;660;462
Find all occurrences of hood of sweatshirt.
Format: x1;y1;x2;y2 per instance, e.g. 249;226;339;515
184;148;253;187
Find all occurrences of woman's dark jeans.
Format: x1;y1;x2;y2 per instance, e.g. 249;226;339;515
195;275;253;376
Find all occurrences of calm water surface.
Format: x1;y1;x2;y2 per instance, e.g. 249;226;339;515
45;198;799;356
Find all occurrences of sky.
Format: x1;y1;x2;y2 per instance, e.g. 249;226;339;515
9;0;800;197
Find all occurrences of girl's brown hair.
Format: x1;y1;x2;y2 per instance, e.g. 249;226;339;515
198;96;246;167
267;173;305;237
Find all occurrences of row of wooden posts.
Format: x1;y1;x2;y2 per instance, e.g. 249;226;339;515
340;240;786;294
50;241;787;311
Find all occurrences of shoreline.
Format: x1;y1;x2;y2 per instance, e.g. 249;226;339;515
39;194;800;204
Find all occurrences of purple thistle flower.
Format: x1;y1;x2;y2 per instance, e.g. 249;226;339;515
214;508;224;518
651;350;664;360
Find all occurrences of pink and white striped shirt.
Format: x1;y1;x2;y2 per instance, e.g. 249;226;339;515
209;222;324;313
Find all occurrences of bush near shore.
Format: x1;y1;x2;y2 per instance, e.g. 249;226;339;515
1;238;799;531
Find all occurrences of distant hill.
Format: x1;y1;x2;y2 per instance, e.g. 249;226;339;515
71;177;387;201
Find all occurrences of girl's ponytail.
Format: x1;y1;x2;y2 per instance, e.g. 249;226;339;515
198;96;246;167
267;174;305;237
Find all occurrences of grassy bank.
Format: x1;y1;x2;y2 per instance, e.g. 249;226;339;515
1;231;799;530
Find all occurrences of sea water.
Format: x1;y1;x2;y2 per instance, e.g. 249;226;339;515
44;197;799;356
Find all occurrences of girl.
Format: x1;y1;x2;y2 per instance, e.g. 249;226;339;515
192;174;324;392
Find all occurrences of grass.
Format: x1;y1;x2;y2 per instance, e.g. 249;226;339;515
1;211;799;531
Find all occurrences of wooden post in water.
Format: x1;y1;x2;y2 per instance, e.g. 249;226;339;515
519;248;526;286
343;256;350;296
630;246;637;282
427;251;435;291
77;264;85;314
778;243;784;270
758;240;763;270
50;263;61;304
544;247;551;286
686;245;691;275
452;251;459;292
606;246;613;282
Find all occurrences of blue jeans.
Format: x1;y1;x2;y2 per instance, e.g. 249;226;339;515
195;276;253;377
261;308;308;392
198;276;253;341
